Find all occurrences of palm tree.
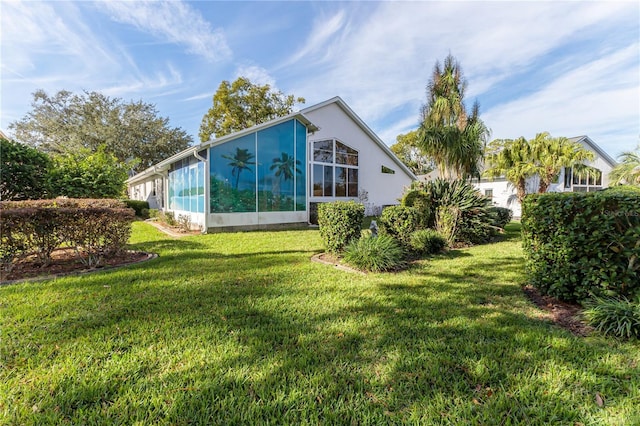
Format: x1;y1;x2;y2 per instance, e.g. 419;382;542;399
532;133;595;193
610;146;640;185
222;148;255;189
419;55;489;180
484;137;537;203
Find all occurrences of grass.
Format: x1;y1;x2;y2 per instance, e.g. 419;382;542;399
1;222;639;425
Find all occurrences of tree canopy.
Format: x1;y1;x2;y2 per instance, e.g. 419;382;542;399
0;137;52;201
418;54;489;180
199;77;305;142
390;130;433;175
9;90;192;173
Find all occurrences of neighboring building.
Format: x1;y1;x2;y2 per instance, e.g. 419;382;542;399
474;135;617;217
126;97;415;231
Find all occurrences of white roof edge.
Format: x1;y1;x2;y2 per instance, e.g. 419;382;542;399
302;97;418;180
569;135;617;168
126;111;317;184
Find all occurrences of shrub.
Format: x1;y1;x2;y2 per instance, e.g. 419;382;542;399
409;229;447;255
177;214;193;232
378;205;421;247
123;199;150;218
343;234;405;272
159;211;177;227
0;137;52;200
489;206;513;229
435;205;460;246
0;199;134;271
318;201;365;254
522;191;640;301
401;178;494;244
583;296;640;339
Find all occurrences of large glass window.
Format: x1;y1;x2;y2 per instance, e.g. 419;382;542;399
168;157;205;213
311;139;358;198
209;119;306;213
210;134;256;213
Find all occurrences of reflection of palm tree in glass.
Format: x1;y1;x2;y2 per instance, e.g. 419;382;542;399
270;153;302;209
222;148;255;189
270;152;302;182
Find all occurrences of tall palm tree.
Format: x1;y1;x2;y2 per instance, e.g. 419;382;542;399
419;55;489;180
610;146;640;185
484;137;537;203
222;147;255;189
532;133;595;193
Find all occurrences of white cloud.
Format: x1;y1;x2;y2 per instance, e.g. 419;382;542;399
234;65;276;88
483;42;639;157
101;0;231;62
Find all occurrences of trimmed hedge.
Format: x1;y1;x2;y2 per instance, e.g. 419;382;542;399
522;191;640;302
0;199;134;273
378;205;421;247
318;201;365;254
123;199;150;218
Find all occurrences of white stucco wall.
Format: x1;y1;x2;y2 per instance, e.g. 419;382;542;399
303;102;414;215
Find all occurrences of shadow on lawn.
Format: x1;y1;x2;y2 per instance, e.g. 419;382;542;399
14;223;639;424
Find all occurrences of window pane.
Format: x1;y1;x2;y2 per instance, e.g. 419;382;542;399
323;165;333;196
313;164;323;197
313;140;333;163
595;170;602;186
258;120;297;212
335;166;346;197
348;169;358;197
210;134;256;213
295;120;307;211
336;141;358;166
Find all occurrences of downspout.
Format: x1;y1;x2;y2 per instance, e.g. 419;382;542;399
193;150;209;233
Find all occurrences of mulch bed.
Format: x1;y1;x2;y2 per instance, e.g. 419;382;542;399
522;285;592;337
1;249;154;284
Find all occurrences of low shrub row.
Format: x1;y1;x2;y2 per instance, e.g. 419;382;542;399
0;199;134;274
522;191;640;302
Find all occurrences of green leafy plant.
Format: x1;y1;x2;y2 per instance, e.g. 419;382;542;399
522;191;640;301
583;296;640;339
409;229;448;255
343;234;405;272
123;199;150;218
378;205;421;247
489;206;513;229
318;201;364;254
402;178;494;244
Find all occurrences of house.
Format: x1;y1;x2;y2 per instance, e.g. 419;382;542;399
126;97;416;231
473;135;617;217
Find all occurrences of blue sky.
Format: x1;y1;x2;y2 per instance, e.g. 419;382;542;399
2;1;639;159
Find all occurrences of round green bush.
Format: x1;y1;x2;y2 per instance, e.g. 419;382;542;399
409;229;447;255
378;205;420;246
343;234;405;272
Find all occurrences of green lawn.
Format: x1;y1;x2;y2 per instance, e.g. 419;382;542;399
1;222;638;425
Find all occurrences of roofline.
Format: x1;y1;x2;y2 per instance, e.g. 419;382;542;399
126;111;318;184
568;135;617;167
301;96;418;180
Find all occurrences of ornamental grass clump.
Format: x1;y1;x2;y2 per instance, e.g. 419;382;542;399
583;296;640;339
343;234;405;272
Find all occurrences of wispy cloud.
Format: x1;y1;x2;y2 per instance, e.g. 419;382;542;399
234;65;276;88
101;0;231;62
483;42;639;157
